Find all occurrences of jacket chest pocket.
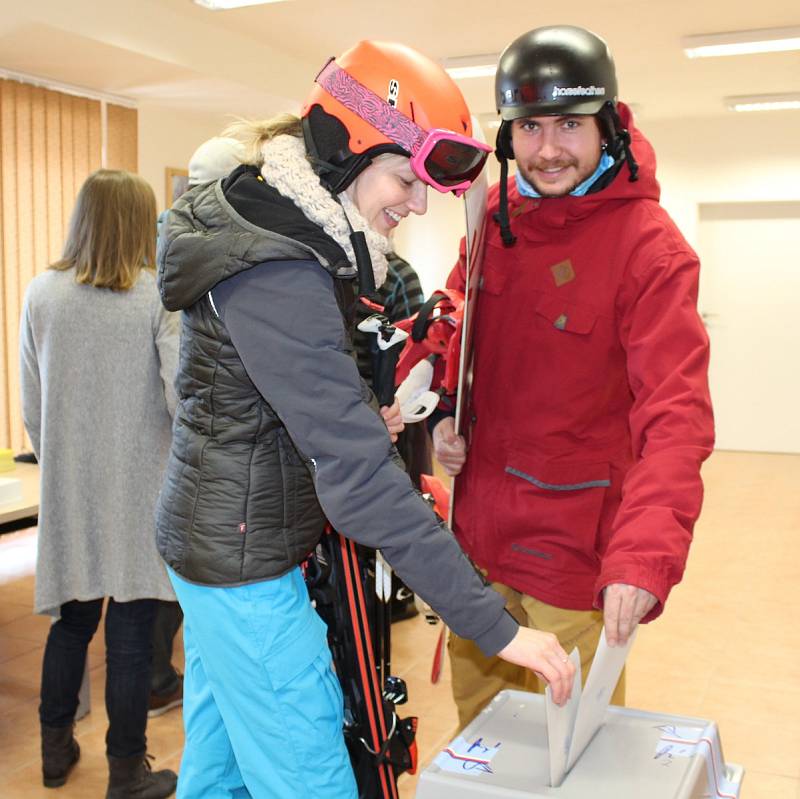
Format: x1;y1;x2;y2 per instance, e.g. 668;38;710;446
533;292;597;336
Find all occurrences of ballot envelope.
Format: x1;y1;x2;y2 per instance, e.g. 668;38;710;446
415;689;744;799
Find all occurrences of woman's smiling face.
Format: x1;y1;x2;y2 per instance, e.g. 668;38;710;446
345;154;428;236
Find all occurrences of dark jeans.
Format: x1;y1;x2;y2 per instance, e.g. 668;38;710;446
39;597;157;758
150;600;183;695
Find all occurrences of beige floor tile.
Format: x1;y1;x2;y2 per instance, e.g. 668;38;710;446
0;684;38;719
390;615;441;673
0;613;51;644
700;677;800;734
0;647;46;692
711;717;800;780
0;578;36;607
0;705;40;776
145;710;186;763
157;751;183;778
739;770;800;799
626;663;713;716
0;748;111;798
0;602;35;627
0;634;41;663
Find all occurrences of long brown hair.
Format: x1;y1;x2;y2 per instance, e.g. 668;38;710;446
50;169;157;291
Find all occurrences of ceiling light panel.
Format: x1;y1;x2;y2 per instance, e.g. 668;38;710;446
194;0;290;9
442;54;499;80
683;26;800;58
725;93;800;112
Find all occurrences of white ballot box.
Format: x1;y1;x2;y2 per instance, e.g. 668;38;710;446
415;690;744;799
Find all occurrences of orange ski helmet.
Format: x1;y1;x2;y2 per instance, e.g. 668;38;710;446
302;40;490;194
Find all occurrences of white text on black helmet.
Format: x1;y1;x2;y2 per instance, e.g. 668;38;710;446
551;85;606;98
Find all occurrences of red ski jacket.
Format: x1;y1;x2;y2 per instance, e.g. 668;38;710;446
447;104;714;620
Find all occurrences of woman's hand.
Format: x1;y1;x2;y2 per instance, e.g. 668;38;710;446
497;627;576;705
380;399;404;442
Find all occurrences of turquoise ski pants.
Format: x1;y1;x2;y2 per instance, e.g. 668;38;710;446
167;566;358;799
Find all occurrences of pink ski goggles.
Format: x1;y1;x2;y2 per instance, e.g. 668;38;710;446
315;60;491;196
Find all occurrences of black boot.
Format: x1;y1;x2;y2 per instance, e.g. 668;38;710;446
106;753;177;799
41;723;80;788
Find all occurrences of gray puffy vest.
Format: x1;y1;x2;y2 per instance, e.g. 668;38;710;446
155;167;357;585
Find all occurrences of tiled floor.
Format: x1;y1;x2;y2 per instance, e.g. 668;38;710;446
1;450;798;797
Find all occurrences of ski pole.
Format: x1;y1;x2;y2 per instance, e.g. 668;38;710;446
357;313;409;690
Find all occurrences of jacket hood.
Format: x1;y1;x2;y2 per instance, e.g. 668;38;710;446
592;102;659;204
157;176;349;312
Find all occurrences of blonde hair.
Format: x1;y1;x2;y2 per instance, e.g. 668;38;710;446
51;169;157;292
220;114;303;167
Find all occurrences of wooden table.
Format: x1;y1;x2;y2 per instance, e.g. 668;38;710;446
0;462;40;526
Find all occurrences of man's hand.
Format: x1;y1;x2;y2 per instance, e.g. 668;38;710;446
497;627;576;706
432;416;467;476
380;399;404;443
603;583;658;646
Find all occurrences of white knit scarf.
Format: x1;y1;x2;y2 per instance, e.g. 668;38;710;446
259;135;389;287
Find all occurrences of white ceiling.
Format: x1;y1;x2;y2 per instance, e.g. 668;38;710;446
1;0;798;123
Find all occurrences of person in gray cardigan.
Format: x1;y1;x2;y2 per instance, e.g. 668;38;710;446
19;169;178;798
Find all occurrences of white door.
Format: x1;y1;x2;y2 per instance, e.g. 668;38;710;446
697;202;800;453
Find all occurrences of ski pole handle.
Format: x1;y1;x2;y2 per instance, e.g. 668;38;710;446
373;340;403;407
357;314;409;407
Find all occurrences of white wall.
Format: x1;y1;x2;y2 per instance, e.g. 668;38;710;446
138;104;233;212
638;111;800;247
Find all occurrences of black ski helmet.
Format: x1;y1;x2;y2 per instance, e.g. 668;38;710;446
492;25;638;247
497;27;616;117
495;25;617;159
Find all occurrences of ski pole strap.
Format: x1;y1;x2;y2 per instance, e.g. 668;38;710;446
411;292;449;342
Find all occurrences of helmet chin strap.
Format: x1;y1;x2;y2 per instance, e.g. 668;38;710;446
302;113;378;296
493;154;517;248
598;103;639;183
334;194;377;298
493;122;517;248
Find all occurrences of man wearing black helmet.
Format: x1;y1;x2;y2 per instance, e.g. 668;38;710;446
432;25;714;727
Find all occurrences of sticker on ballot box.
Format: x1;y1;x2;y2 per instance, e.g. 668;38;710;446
655;723;740;799
434;735;502;775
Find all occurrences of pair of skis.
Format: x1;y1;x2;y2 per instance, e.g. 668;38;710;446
305;529;416;799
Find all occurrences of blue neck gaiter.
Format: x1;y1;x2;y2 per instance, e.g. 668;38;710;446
515;151;615;198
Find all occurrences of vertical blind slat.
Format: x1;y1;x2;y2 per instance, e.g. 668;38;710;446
8;83;34;451
1;80;19;451
44;89;64;266
107;104;138;172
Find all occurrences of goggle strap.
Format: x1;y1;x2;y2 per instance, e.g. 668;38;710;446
315;60;427;156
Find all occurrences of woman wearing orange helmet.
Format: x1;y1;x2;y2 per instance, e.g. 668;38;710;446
156;40;574;798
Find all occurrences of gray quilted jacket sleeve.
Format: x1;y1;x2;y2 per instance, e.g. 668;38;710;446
210;259;518;657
